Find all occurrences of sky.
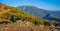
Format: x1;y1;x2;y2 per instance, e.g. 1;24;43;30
0;0;60;10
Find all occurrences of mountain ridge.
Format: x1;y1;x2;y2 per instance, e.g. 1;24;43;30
17;6;60;22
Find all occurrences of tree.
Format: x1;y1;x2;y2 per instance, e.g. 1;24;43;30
44;22;50;26
10;15;16;23
16;18;21;20
50;21;57;25
34;21;38;25
22;17;26;22
54;23;59;26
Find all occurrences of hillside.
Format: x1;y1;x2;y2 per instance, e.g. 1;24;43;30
0;3;60;25
0;20;60;31
0;3;60;31
0;3;46;25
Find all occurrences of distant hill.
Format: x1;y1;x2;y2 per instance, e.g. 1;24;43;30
17;6;60;22
17;6;49;18
43;13;60;22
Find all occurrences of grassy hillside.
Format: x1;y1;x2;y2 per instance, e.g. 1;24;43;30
0;3;60;27
0;4;45;24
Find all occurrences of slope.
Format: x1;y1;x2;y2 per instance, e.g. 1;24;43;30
17;6;60;22
0;3;45;24
0;20;60;31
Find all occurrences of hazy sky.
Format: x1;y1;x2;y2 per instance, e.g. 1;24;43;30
0;0;60;10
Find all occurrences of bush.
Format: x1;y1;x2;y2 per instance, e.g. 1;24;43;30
10;15;16;23
34;21;38;25
44;22;51;26
0;21;10;24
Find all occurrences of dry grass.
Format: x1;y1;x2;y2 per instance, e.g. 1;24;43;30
0;20;60;31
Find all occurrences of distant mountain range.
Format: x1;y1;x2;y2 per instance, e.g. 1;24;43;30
17;6;60;22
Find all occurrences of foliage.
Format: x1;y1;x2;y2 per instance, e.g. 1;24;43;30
0;4;59;26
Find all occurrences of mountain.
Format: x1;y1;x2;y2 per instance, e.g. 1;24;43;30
0;3;59;25
0;3;60;31
0;4;38;23
17;6;50;18
43;13;60;22
17;6;60;22
0;3;48;25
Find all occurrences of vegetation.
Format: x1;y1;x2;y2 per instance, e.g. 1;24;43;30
0;3;60;27
0;3;60;31
0;3;43;24
0;20;60;31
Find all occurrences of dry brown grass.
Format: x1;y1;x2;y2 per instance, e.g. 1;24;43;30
0;8;11;14
0;20;60;31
